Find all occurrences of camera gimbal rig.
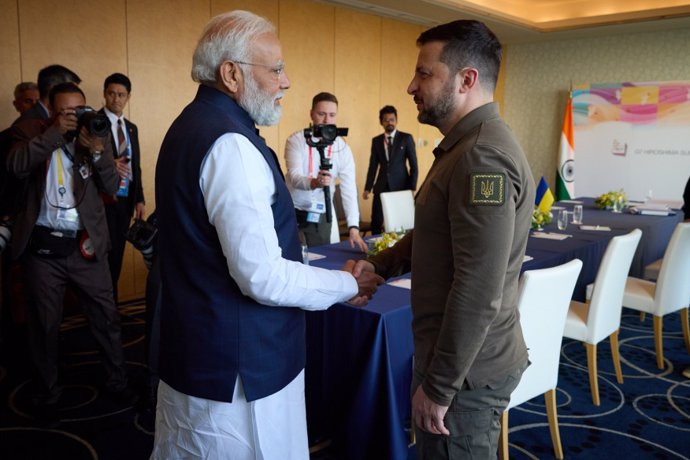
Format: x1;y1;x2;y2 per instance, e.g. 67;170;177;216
303;124;348;223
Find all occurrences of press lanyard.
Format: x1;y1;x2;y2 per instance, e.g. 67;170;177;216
56;148;68;201
308;145;332;177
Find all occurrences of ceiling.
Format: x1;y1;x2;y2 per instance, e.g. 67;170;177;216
319;0;690;43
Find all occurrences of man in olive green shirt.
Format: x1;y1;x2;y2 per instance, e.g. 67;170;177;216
351;20;534;459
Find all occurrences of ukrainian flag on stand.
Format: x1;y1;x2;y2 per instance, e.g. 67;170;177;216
535;176;555;214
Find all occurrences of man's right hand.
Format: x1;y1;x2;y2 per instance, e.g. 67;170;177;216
363;190;370;200
341;259;383;306
54;109;78;135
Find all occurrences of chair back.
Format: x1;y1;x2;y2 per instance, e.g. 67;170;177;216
655;222;690;315
507;259;583;409
380;190;415;232
587;229;642;343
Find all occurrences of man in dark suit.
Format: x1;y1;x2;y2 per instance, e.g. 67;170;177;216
100;73;145;303
7;82;135;423
363;105;418;234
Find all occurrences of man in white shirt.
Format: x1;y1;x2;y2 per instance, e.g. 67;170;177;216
285;92;367;250
152;10;383;460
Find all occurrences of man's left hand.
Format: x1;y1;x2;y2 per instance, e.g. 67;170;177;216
412;385;450;436
135;202;145;220
349;228;367;253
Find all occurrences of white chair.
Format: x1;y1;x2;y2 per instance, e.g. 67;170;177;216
622;222;690;369
563;229;642;406
380;190;414;232
499;259;583;460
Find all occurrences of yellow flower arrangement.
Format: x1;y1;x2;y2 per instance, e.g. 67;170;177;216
532;208;552;230
595;190;627;211
367;230;405;256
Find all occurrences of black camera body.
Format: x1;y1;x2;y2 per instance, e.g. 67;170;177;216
74;106;110;137
303;124;348;149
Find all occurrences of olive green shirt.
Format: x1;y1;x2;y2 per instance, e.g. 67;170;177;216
369;102;534;406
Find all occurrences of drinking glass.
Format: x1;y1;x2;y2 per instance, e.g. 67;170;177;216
572;205;583;224
557;209;568;231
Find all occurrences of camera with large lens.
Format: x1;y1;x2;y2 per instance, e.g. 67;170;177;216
303;124;348;148
126;216;158;269
74;106;111;137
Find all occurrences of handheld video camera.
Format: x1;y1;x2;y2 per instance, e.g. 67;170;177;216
74;106;111;137
303;124;349;149
302;124;349;223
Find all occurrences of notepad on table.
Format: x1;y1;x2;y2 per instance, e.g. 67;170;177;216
522;255;533;262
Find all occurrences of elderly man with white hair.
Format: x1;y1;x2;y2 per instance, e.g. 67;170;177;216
151;10;383;460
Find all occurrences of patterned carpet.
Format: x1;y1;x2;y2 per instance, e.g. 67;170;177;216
0;301;688;459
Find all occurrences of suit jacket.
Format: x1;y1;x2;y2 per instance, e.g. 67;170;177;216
365;130;418;194
99;109;145;215
7;118;119;261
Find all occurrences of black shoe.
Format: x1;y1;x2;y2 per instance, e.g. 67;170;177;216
104;385;140;407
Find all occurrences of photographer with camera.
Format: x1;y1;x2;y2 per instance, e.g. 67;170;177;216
285;92;367;251
7;82;136;424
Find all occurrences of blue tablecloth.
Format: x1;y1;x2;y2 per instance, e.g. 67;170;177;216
304;200;681;459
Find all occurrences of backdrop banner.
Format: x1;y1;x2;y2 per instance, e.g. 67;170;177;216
572;81;690;203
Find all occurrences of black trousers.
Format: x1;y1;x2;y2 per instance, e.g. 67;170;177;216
23;248;128;403
370;192;385;235
105;199;133;304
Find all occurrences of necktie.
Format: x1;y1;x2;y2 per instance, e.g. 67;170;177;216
117;119;127;156
386;136;393;162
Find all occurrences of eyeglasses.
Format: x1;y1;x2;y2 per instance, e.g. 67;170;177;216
233;60;285;78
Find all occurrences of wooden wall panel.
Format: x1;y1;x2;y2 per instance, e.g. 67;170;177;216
17;0;127;110
0;0;21;128
278;0;335;165
334;9;381;220
123;0;210;299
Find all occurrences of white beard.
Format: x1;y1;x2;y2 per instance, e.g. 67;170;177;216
238;74;282;126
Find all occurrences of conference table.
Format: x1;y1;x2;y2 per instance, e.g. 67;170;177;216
304;198;682;459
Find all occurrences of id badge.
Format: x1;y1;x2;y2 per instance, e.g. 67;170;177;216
57;207;79;223
116;177;130;197
306;212;321;223
308;201;326;214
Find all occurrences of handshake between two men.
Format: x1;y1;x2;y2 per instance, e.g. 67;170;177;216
342;259;382;307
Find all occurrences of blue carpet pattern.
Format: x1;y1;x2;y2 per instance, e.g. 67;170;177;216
1;303;688;459
505;310;690;460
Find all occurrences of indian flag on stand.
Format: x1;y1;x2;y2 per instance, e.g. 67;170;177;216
556;96;575;200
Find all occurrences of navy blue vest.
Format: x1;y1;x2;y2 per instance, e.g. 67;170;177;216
155;85;304;402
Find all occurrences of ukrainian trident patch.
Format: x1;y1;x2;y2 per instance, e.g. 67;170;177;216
470;173;505;206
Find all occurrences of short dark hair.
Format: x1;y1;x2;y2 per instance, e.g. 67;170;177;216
14;82;38;100
379;105;397;122
417;20;501;92
312;92;338;109
103;73;132;93
48;82;85;108
37;65;81;99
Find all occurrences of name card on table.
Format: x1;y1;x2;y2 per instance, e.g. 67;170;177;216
531;232;571;240
580;225;611;231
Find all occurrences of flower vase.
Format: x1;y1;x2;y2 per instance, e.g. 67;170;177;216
612;200;624;213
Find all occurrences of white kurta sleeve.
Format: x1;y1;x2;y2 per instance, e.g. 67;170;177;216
200;133;358;310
